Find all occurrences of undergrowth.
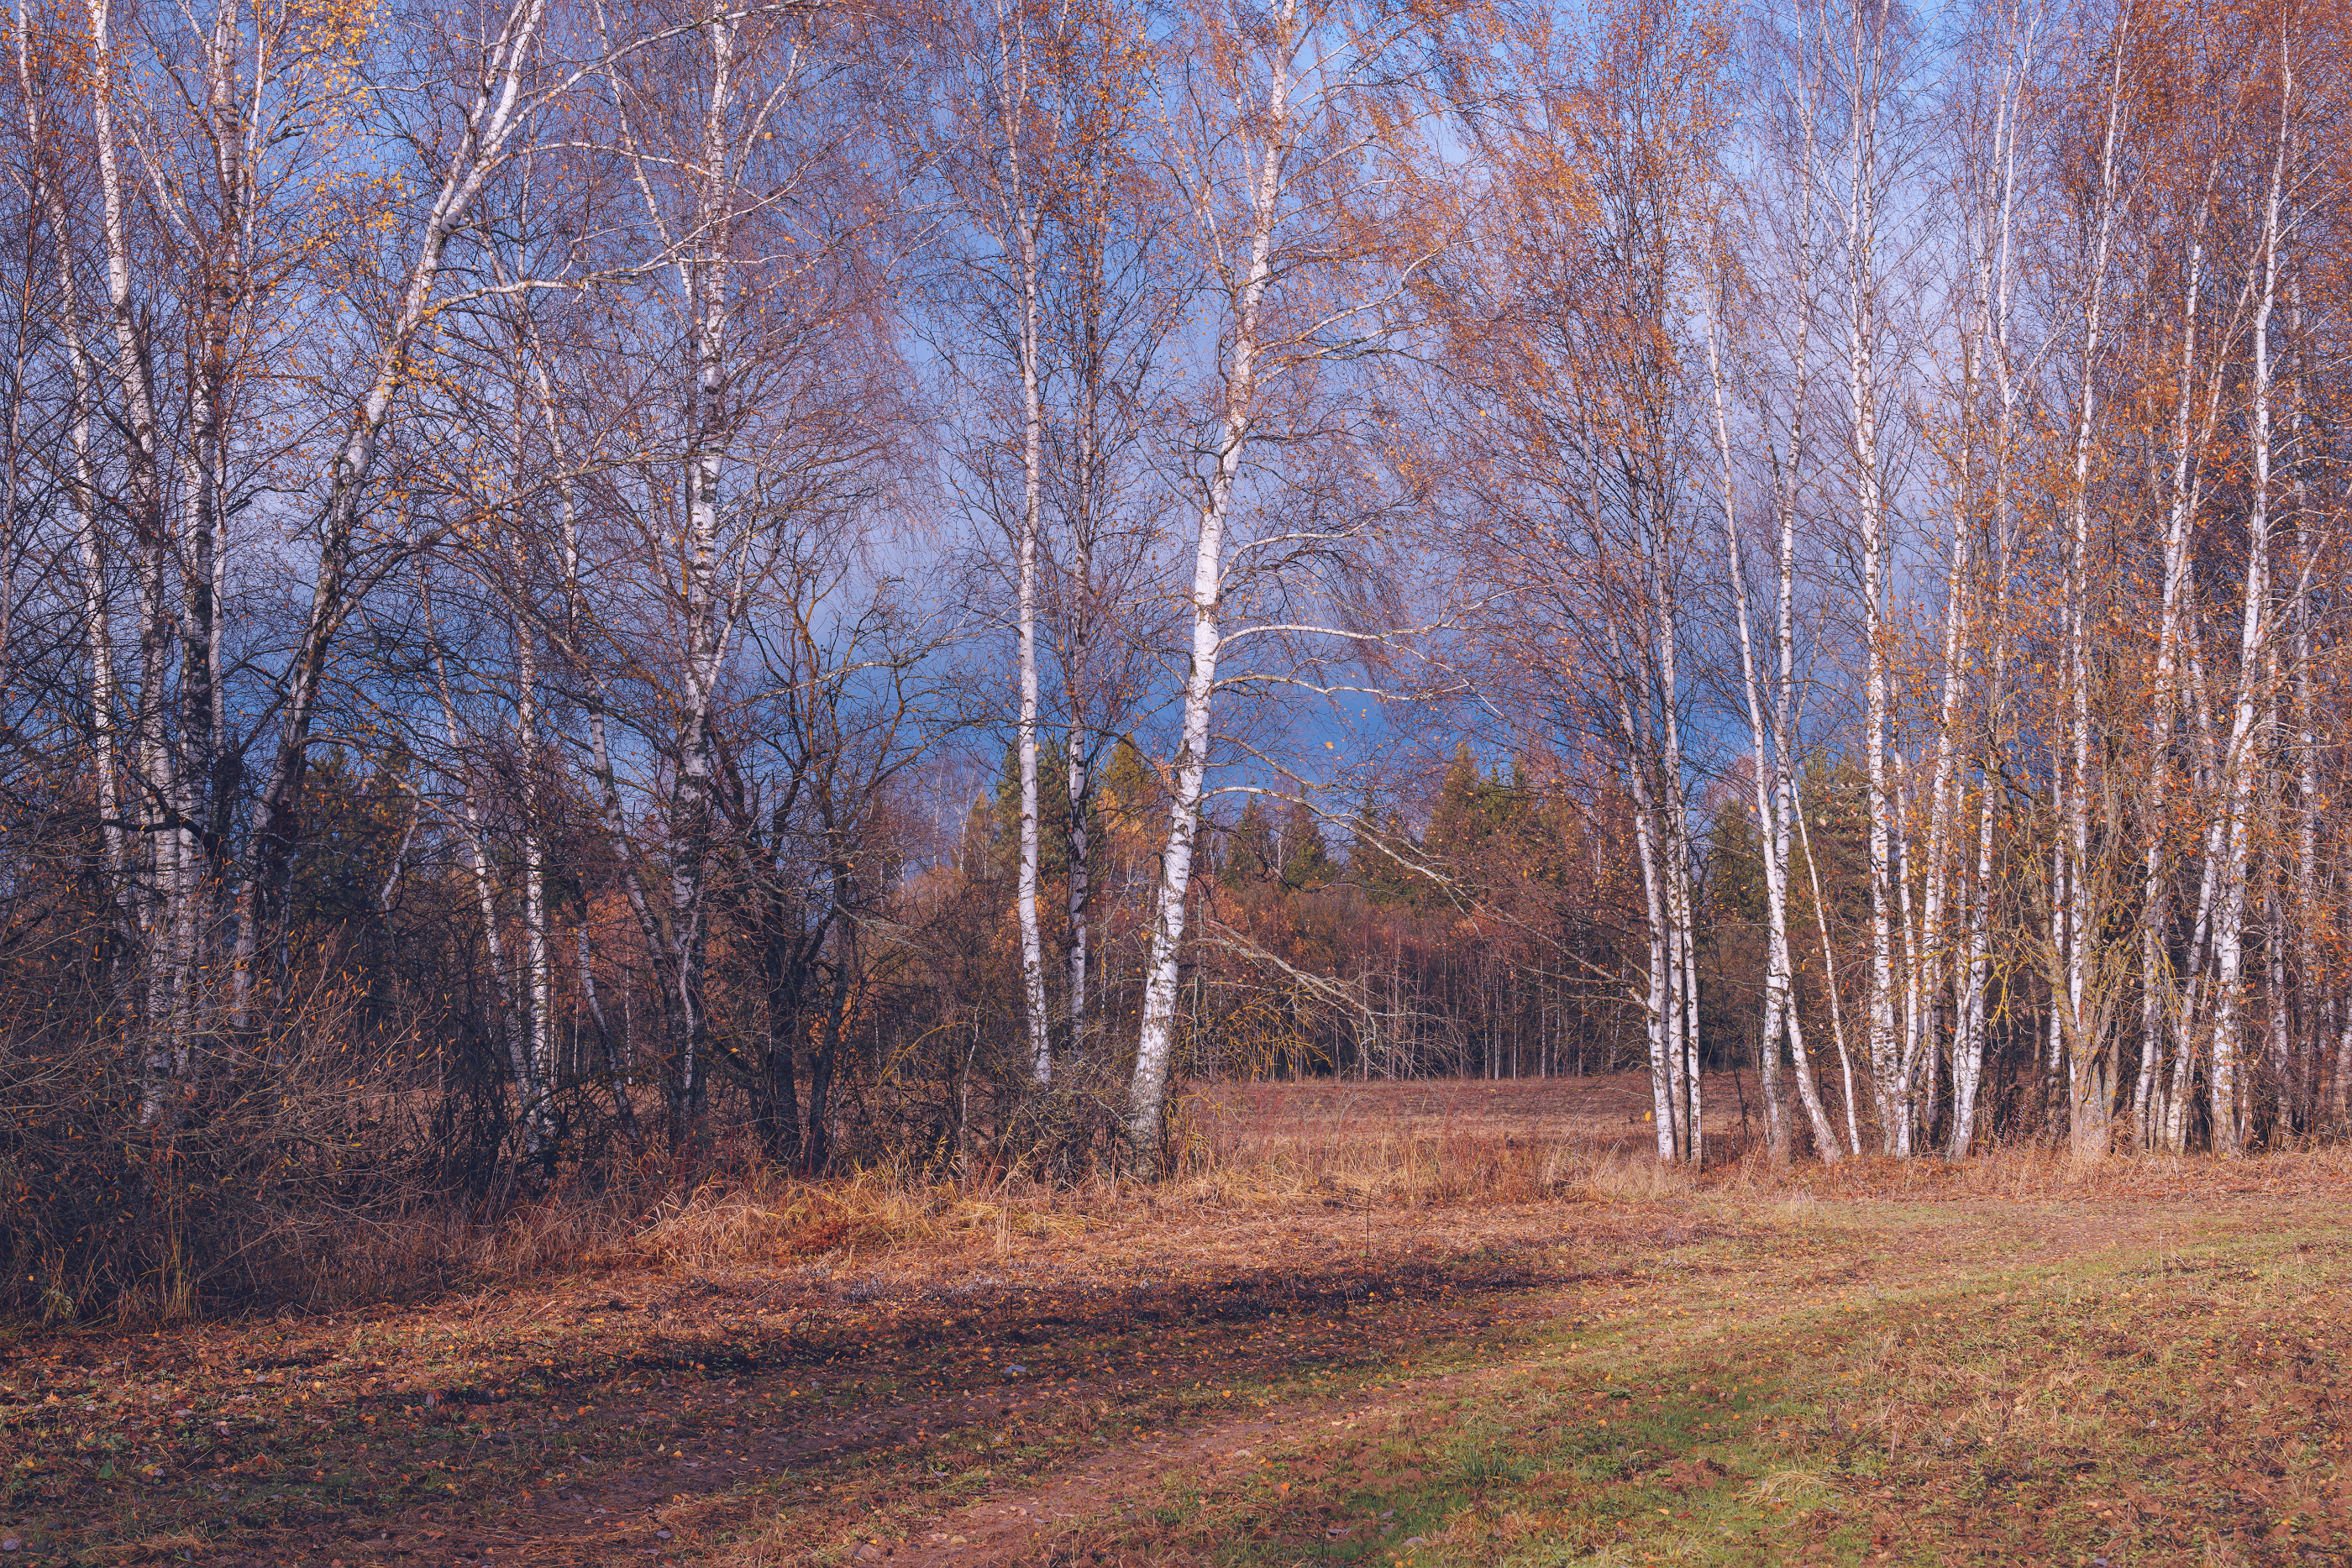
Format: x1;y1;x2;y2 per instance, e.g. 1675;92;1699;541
39;1075;2352;1326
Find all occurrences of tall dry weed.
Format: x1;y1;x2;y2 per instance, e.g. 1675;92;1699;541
129;1076;2352;1309
1168;1079;1697;1207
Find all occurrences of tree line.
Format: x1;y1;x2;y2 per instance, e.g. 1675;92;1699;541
0;0;2346;1313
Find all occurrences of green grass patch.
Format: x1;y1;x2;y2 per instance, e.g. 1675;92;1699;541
1140;1215;2352;1567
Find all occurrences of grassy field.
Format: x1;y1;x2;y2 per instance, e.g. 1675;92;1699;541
3;1077;2349;1566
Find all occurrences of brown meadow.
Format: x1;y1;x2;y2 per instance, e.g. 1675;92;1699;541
3;1078;2347;1566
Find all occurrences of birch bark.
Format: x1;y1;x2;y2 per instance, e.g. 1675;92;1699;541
2135;200;2207;1147
1125;0;1296;1164
1703;280;1788;1160
512;528;552;1153
1614;622;1677;1159
1653;496;1698;1162
234;0;567;1025
2206;34;2293;1156
82;0;181;1120
13;0;122;905
2287;286;2316;1135
1834;0;1903;1153
1949;0;2036;1157
659;13;743;1141
1797;794;1865;1156
2056;17;2132;1160
1760;13;1843;1159
1704;273;1834;1161
1010;49;1053;1086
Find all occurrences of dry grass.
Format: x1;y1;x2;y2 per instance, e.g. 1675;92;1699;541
620;1165;1098;1274
365;1075;1725;1292
226;1077;2352;1329
1751;1134;2352;1205
9;1072;2352;1566
589;1074;1723;1281
438;1076;2352;1287
1173;1076;1718;1206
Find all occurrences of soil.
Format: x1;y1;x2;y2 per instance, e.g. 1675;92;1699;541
8;1078;2350;1567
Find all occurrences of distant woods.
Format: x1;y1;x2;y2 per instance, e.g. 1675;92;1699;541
2;0;2350;1316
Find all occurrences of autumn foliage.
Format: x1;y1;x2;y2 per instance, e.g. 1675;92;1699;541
0;0;2350;1324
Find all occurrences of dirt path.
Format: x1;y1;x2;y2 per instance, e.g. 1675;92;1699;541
498;1248;1567;1568
7;1209;1575;1567
868;1193;2341;1568
11;1180;2344;1568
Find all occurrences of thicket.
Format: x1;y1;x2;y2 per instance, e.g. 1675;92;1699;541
7;0;2352;1319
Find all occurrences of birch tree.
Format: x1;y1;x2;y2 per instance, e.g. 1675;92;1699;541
1825;0;1912;1154
587;0;881;1141
1037;0;1170;1068
1442;0;1727;1164
2047;4;2134;1160
2201;6;2298;1156
1942;0;2044;1159
927;0;1154;1083
1122;0;1463;1166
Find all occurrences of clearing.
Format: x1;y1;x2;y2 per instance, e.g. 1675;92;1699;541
3;1077;2349;1566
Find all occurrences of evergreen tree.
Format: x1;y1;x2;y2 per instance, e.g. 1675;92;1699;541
1278;800;1334;891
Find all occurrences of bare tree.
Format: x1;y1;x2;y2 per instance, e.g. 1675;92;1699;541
1121;0;1463;1166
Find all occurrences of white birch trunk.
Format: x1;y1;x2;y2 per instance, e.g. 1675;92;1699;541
1636;793;1674;1153
1704;280;1835;1161
2057;23;2130;1159
1704;282;1788;1161
2136;196;2208;1150
2288;288;2316;1137
15;3;122;899
1950;777;1998;1157
1840;3;1898;1152
1680;907;1702;1162
89;0;187;1120
1950;5;2031;1159
2266;793;2288;1134
1916;207;1988;1151
1759;32;1845;1156
518;593;552;1151
648;11;764;1141
1893;754;1919;1152
1796;787;1865;1156
1654;494;1697;1163
1605;610;1678;1160
234;0;562;1024
2207;47;2292;1156
1016;200;1052;1085
1063;226;1105;1058
169;0;245;1049
1126;0;1295;1163
2044;805;2067;1136
1066;712;1090;1054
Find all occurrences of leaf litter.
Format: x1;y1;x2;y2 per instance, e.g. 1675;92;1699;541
5;1083;2352;1565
